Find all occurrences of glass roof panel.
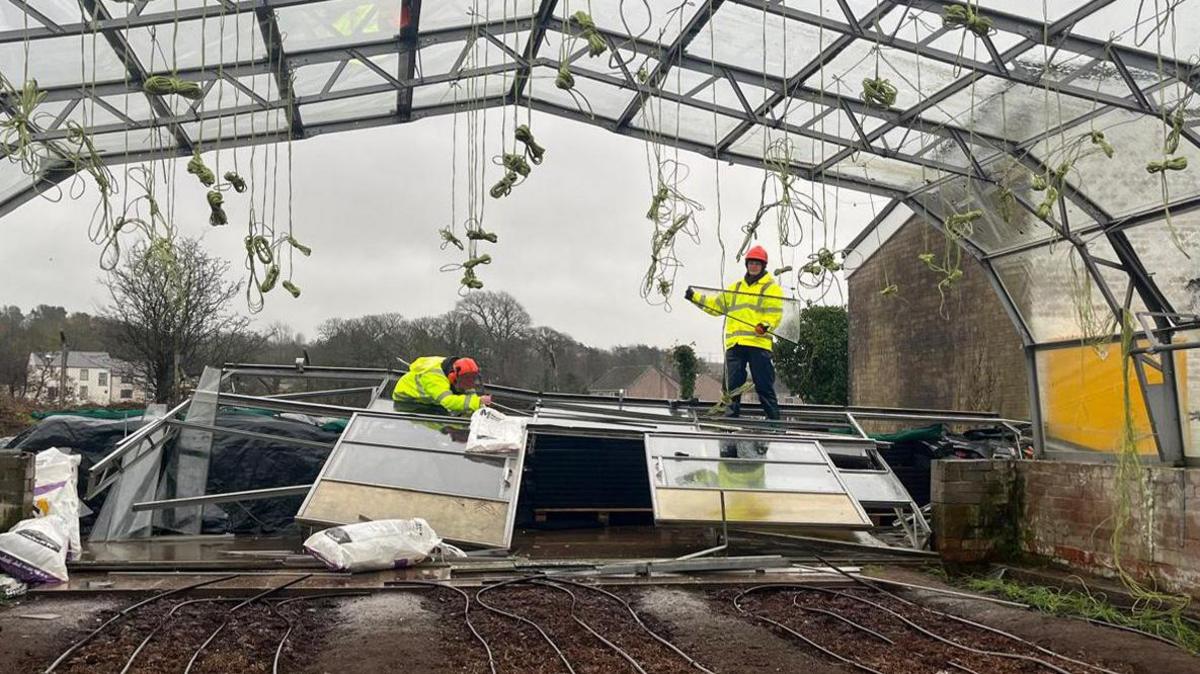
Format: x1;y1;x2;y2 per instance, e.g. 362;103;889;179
552;0;702;46
0;164;36;204
63;94;156;129
411;73;509;110
728;125;848;165
993;235;1147;343
972;0;1091;23
921;77;1099;141
1072;1;1200;59
531;66;633;120
301;90;396;125
421;0;535;31
276;0;406;52
923;26;1027;55
632;98;742;146
816;40;961;112
829;152;944;191
292;60;341;97
807;108;887;142
686;2;839;78
1120;211;1200;316
106;0;215;21
127;13;265;73
13;0;83;25
89;126;177;155
327;54;401;92
182;108;289;143
789;0;885;24
0;34;127;87
1030;108;1200;218
870;6;943;43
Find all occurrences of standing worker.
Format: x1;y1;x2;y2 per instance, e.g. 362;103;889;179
392;356;492;416
684;245;784;420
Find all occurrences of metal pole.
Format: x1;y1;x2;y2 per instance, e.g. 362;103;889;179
59;331;68;406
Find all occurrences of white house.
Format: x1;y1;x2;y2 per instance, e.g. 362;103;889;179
25;351;148;405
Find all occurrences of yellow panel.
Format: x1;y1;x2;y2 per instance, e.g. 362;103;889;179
655;488;869;527
298;481;509;547
1039;341;1188;455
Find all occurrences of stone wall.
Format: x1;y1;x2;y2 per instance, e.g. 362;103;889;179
847;215;1030;419
934;459;1200;598
0;451;34;531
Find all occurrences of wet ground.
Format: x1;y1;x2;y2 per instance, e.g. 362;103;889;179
2;569;1196;673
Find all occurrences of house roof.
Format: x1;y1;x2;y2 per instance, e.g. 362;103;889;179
589;365;674;393
29;351;134;372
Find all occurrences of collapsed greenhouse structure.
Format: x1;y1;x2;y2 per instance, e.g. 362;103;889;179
1;1;1199;672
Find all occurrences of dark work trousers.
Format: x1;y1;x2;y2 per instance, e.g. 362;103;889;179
724;344;780;420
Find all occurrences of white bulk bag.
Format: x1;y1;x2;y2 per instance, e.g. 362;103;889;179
0;516;70;584
303;518;463;573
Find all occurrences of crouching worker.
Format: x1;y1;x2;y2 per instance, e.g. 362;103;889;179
392;356;492;416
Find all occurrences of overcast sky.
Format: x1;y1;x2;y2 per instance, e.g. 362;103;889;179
0;108;884;363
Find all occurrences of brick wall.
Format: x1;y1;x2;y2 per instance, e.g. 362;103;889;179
847;215;1029;418
0;451;34;531
934;459;1200;598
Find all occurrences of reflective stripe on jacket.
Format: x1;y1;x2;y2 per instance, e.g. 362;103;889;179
392;356;481;415
692;273;784;351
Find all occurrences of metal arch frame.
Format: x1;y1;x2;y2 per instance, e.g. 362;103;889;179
2;0;1197;460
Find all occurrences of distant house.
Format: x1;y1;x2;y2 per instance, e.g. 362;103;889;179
26;351;148;405
588;364;725;401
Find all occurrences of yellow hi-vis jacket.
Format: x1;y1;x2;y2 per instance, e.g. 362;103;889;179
392;356;482;416
691;273;784;351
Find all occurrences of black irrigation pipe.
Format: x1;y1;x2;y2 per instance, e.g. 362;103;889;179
385;580;497;674
732;586;885;674
120;598;243;674
183;574;313;674
809;556;1122;674
545;577;717;674
265;592;371;674
43;574;241;673
531;579;649;674
790;595;895;645
822;588;1075;674
474;576;578;674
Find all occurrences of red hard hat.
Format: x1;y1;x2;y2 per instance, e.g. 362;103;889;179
745;245;768;264
449;357;480;388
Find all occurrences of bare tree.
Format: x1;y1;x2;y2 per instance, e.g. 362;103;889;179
102;238;251;403
454;291;532;345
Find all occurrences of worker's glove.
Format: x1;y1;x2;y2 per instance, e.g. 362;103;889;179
684;287;695;302
480;394;494;407
754;323;768;336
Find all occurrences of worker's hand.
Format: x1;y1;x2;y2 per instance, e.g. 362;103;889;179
684;287;695;302
755;323;768;336
480;394;494;407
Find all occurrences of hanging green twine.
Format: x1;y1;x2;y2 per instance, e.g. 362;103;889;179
461;268;484;290
514;125;546;165
801;248;842;276
490;171;519;198
0;76;46;175
503;152;532;177
142;75;203;100
942;3;993;36
246;234;273;264
880;283;899;297
556;62;575;90
570;11;608;57
286;235;311;256
223;171;247;193
260;264;280;292
918;252;936;268
704;382;756;417
945;209;983;238
1147;156;1188;173
282;280;301;298
1090;131;1115;159
861;77;898;108
646;184;670;221
466;228;498;243
206;190;227;226
187;152;216;187
462;254;492;270
1036;185;1060;220
439;227;464;250
772;265;793;276
1165;108;1184;154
